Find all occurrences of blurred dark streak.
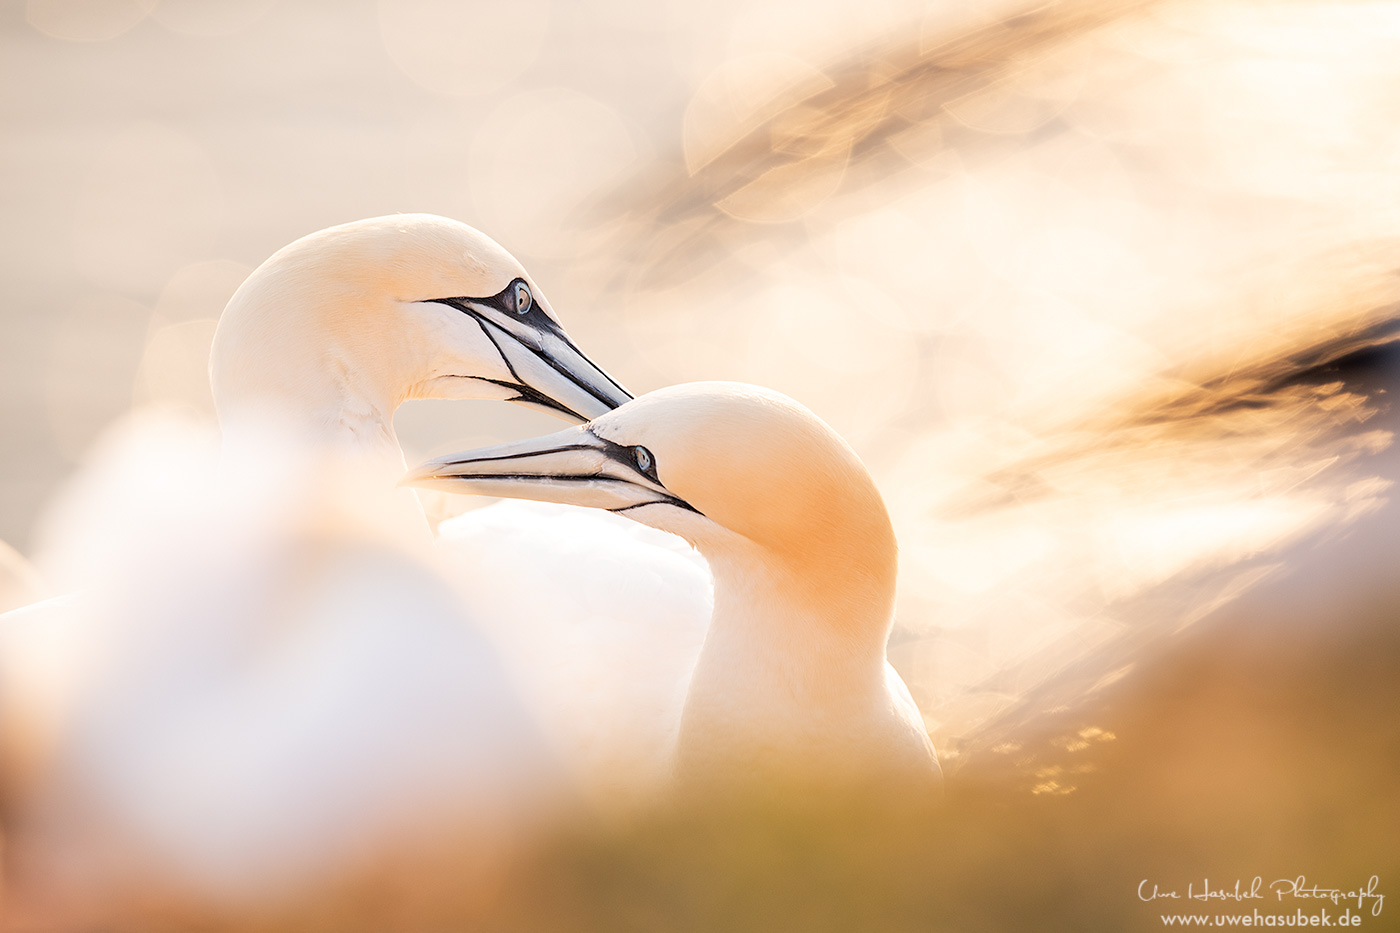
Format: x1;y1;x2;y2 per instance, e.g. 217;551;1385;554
592;0;1161;288
935;308;1400;523
1152;311;1400;422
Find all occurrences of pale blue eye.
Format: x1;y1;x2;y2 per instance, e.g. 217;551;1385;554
633;446;654;475
513;281;532;315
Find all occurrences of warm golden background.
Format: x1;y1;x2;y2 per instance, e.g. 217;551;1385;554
2;0;1398;929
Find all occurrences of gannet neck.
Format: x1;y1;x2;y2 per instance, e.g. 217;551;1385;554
674;504;906;784
217;396;409;496
704;533;895;682
213;306;410;494
213;329;406;464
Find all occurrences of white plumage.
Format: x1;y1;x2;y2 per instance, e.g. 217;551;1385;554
409;381;942;792
436;500;711;804
0;216;712;911
1;417;568;912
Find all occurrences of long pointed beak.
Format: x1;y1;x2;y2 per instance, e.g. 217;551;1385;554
478;318;631;423
401;427;695;514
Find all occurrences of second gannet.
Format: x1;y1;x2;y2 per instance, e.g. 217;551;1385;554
406;382;941;791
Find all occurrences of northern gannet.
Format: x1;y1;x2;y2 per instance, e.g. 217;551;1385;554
0;216;708;914
210;213;630;480
9;213;711;793
0;425;569;920
207;214;712;799
406;382;942;792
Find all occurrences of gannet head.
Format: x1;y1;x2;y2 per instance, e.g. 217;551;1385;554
404;382;898;621
211;214;629;427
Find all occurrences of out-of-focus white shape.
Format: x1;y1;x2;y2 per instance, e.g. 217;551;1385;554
957;161;1134;292
133;261;251;418
44;295;152;461
900;504;1057;600
153;260;253;326
437;499;711;807
408;383;941;789
72;124;224;296
1093;496;1336;601
377;0;549;97
742;279;919;447
4;413;566;910
726;0;903;69
469;88;637;258
827;202;988;335
26;0;156;42
132;318;220;417
151;0;278;37
975;294;1168;421
0;539;44;614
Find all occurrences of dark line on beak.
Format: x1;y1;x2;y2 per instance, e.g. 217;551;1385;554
428;442;599;468
563;340;633;406
436;297;630;414
610;499;703;516
419;467;703;516
487;317;630;412
422;472;609;485
474;375;588;422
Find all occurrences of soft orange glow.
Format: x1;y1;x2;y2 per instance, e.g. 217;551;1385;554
3;0;1399;926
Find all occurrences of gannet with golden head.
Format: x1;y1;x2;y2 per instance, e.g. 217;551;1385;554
210;214;710;800
210;213;630;477
407;382;941;790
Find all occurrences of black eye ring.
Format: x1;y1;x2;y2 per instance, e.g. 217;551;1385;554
632;445;656;480
512;280;532;315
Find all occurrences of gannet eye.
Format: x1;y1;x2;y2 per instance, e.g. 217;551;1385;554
512;281;532;315
632;445;656;478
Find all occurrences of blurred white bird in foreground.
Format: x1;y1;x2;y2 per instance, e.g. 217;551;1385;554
1;417;567;921
0;538;43;614
408;382;941;793
0;215;713;918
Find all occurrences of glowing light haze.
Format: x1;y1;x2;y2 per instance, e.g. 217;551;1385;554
2;0;1398;925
